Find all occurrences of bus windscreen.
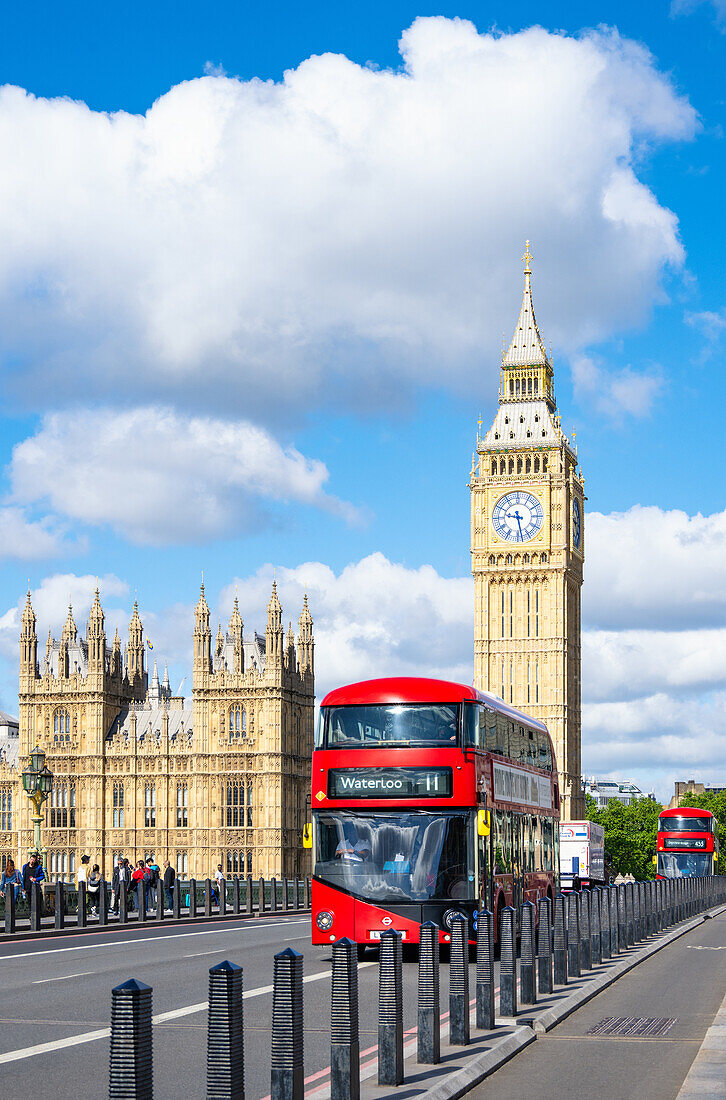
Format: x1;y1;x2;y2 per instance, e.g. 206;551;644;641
319;704;459;749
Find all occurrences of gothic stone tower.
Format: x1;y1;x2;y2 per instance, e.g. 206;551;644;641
470;244;585;817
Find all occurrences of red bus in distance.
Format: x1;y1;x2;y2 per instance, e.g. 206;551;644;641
656;807;719;878
310;676;560;951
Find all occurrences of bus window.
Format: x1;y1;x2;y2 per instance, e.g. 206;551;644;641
492;713;509;757
526;729;537;767
494;810;511;874
509;723;525;764
537;730;549;771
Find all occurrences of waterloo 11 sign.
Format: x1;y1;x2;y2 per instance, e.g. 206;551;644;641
327;767;453;799
493;761;552;809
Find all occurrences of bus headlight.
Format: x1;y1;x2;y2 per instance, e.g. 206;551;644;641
442;909;467;931
316;910;334;932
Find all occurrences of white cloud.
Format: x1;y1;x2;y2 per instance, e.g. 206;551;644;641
571;355;662;418
0;506;80;560
0;19;696;416
585;506;726;629
685;308;726;342
671;0;726;27
9;406;361;545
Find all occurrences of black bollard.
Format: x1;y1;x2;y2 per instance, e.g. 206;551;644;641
109;978;153;1099
499;906;517;1017
449;915;470;1044
553;894;568;986
599;888;610;961
4;881;16;934
617;884;627;948
119;879;128;925
55;881;65;930
259;877;266;914
282;878;289;912
567;892;581;978
246;876;253;915
520;902;537;1005
625;883;634;946
330;938;360;1100
207;961;244;1100
189;877;198;919
580;891;591;970
537;897;553;995
156;881;164;922
418;922;441;1061
305;878;311;909
205;878;213;918
271;878;278;914
233;876;241;916
634;883;642;941
271;947;304;1100
609;886;618;955
173;878;181;921
219;877;227;917
378;929;403;1085
591;888;601;965
293;877;300;910
99;878;108;926
76;881;86;929
138;882;147;924
476;910;495;1030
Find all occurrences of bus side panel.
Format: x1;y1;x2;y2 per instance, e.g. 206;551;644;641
311;878;355;945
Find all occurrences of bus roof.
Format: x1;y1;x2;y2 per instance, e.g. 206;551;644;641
320;677;548;733
659;806;714;818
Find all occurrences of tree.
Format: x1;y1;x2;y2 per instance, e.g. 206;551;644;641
585;795;661;880
679;791;726;874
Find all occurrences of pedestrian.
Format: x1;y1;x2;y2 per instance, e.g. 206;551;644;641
0;858;23;905
110;857;123;913
163;859;175;911
87;863;102;916
22;852;46;912
146;856;160;909
77;854;91;914
213;863;225;907
132;859;148;909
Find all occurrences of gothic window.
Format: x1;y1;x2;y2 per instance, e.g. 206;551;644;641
508;458;514;474
491;460;496;475
541;552;547;563
499;459;505;474
247;782;253;827
523;553;530;564
0;786;12;831
506;554;513;565
517;457;522;473
515;379;520;396
53;707;70;743
229;705;246;740
534;378;539;394
542;456;548;472
113;782;124;828
509;591;514;636
226;851;244;875
509;662;514;704
525;457;531;473
176;851;188;875
223;781;243;827
534;457;540;473
247;850;253;875
50;782;76;828
144;784;156;827
488;555;495;565
535;661;540;703
527;662;531;703
528;378;532;395
509;380;514;395
527;590;531;637
535;590;540;637
500;661;505;700
500;591;505;638
176;783;188;827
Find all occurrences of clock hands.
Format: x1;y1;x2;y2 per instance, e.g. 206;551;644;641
507;510;525;540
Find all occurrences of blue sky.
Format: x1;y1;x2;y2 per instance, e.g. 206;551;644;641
1;0;725;798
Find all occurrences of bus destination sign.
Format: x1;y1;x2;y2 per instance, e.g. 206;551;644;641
663;837;706;850
327;767;453;799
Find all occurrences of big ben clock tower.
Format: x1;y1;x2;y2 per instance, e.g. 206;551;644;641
470;244;585;817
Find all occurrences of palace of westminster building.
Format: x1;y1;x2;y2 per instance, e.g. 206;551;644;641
0;243;585;878
0;581;315;880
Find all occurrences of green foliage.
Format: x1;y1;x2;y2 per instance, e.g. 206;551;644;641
585;795;661;880
679;791;726;874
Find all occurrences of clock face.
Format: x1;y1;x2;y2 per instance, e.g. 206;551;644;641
573;497;582;549
492;491;544;543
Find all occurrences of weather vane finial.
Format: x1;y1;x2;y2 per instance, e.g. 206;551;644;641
522;239;533;272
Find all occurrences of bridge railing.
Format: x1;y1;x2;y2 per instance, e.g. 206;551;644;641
105;874;726;1099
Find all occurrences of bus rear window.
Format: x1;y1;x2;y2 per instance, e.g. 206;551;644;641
659;816;711;833
319;704;459;748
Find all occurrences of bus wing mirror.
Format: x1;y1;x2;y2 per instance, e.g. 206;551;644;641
478;809;491;837
302;824;313;849
652;855;657;865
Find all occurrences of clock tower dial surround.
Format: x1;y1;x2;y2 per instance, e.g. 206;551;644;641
469;244;585;818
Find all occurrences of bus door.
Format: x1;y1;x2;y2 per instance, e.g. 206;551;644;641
477;809;493;913
511;814;524;914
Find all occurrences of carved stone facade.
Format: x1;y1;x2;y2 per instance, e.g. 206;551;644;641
0;581;314;880
470;245;585;817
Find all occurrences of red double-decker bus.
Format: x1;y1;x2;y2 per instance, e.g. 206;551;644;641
656;807;719;878
310;677;560;951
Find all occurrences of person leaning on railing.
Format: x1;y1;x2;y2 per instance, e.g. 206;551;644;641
1;858;23;905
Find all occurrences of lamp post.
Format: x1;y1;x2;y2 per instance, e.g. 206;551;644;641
22;746;53;856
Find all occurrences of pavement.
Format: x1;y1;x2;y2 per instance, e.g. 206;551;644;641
465;907;726;1100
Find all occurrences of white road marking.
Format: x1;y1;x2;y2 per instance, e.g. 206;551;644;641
686;945;726;950
0;918;310;963
0;960;376;1063
183;950;223;958
32;971;93;984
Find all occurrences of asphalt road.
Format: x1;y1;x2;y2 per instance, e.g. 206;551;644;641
0;914;495;1098
469;909;726;1100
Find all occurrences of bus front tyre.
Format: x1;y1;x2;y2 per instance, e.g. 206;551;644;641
357;943;368;960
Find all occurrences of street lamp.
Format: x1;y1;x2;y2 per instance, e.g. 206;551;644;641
22;746;53;856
